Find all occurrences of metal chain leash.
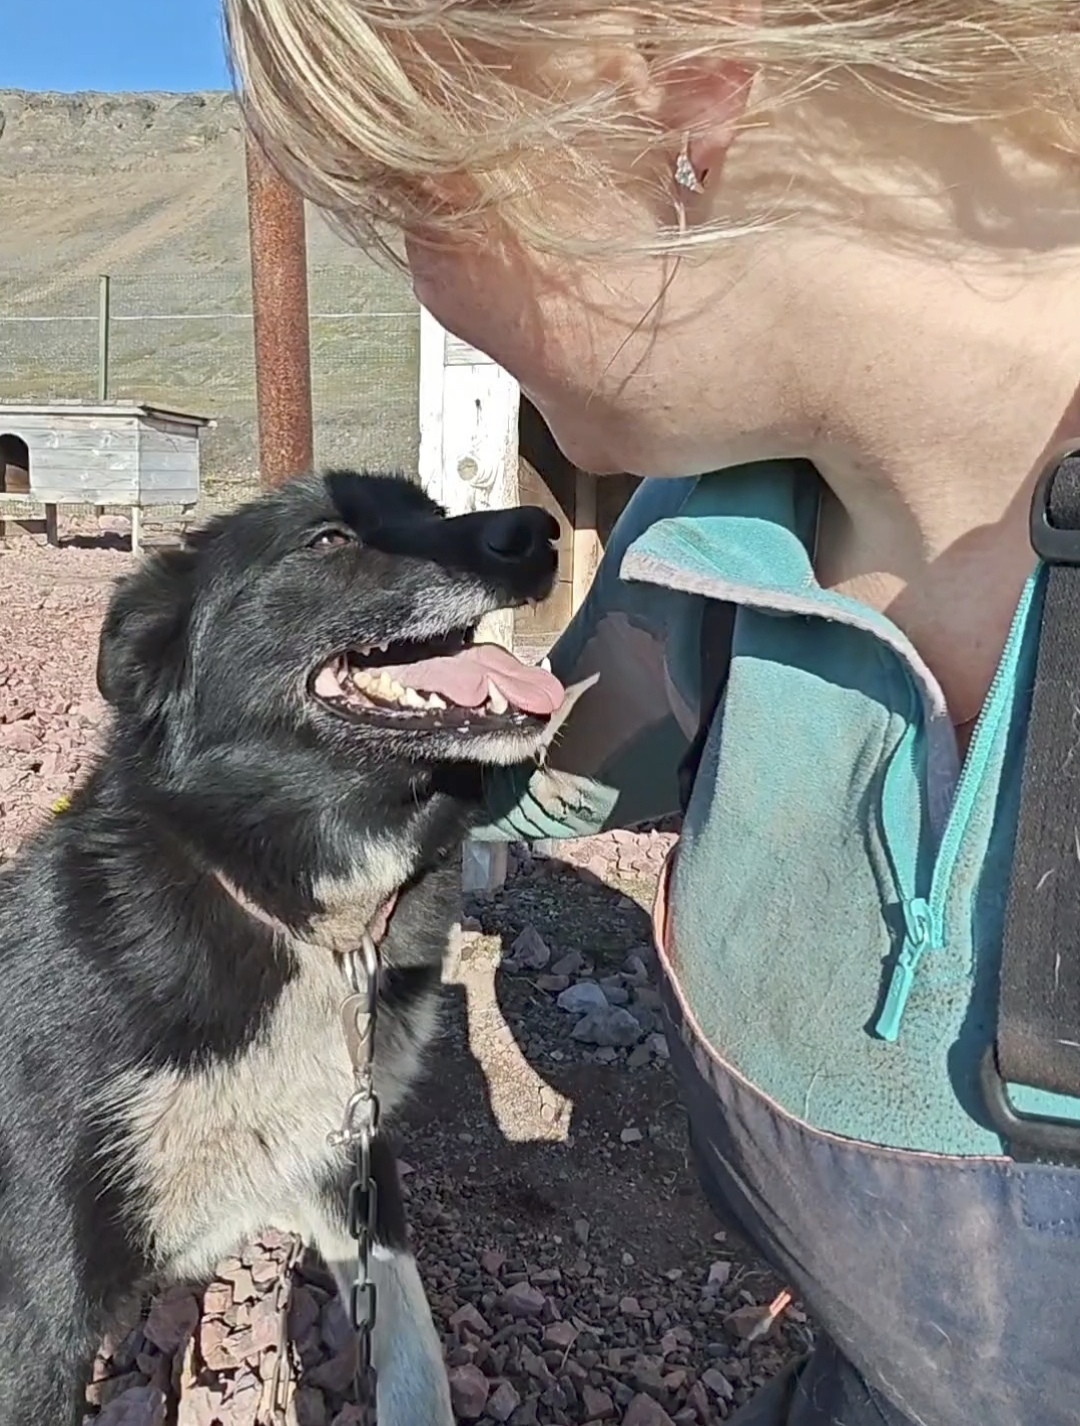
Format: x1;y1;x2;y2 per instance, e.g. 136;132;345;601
329;929;382;1425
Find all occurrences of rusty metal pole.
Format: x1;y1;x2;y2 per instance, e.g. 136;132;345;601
245;136;314;487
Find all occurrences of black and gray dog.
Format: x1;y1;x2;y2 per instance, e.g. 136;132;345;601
0;470;567;1425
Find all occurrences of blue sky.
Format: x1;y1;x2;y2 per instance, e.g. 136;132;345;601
4;0;231;93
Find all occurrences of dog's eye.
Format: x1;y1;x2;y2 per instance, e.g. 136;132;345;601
308;527;355;550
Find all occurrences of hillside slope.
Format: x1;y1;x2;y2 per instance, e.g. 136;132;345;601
0;89;356;300
0;90;421;486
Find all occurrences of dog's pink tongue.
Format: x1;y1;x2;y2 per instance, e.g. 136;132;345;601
384;644;564;715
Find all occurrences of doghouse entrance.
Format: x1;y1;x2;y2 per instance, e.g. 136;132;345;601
0;434;30;495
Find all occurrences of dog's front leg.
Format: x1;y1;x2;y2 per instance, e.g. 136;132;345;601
307;1146;454;1426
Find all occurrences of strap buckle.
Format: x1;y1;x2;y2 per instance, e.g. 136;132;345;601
1029;445;1080;564
980;1045;1080;1166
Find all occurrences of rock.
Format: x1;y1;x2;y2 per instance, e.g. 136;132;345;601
142;1291;199;1353
623;1395;676;1426
535;973;570;993
487;1380;521;1422
507;926;550;969
556;981;608;1015
702;1366;735;1401
542;1321;577;1350
620;1126;643;1144
309;1345;357;1394
573;1218;591;1245
481;1248;506;1276
451;1302;493;1338
598;976;630;1005
294;1386;329;1426
550;949;585;976
581;1384;616;1419
706;1260;732;1288
448;1363;490;1419
502;1282;546;1318
571;1007;643;1047
0;722;38;753
95;1385;167;1425
724;1303;774;1340
685;1381;711;1418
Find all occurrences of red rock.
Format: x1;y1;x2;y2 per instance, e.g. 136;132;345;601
480;1248;505;1276
685;1381;710;1418
201;1282;232;1316
581;1384;616;1419
197;1317;233;1372
623;1395;676;1426
143;1291;199;1353
0;722;38;753
309;1345;357;1395
487;1380;521;1422
94;1385;167;1425
450;1302;493;1338
542;1321;577;1350
501;1281;546;1318
448;1363;490;1420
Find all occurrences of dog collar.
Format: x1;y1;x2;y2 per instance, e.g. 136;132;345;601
211;868;398;951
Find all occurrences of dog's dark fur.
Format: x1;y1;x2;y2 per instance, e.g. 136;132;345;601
0;471;559;1424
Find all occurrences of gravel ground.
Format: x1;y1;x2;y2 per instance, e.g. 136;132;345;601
0;525;810;1425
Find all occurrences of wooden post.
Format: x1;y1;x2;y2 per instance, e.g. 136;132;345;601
419;308;521;893
572;470;601;616
97;276;111;403
94;276;111;519
245;137;314;487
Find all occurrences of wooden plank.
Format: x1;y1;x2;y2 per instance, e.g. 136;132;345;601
572;470;601;615
417;308;446;499
418;306;522;894
44;504;59;546
32;457;137;480
4;416;140;440
444;334;495;366
137;452;200;477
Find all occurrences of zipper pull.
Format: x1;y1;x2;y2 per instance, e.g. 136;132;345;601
875;897;934;1043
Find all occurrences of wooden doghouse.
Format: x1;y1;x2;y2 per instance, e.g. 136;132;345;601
419;311;639;891
0;401;212;552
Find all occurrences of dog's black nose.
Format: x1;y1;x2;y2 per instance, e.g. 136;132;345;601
481;507;559;563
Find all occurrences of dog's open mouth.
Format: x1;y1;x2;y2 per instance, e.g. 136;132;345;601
310;630;565;730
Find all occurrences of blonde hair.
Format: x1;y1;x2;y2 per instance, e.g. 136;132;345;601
226;0;1080;257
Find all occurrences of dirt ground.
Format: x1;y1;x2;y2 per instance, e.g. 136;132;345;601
0;524;809;1426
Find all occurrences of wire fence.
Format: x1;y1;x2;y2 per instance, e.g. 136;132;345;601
0;266;421;510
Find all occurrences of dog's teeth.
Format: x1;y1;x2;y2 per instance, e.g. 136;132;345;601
540;656;553;672
401;687;425;709
377;639;391;652
358;645;374;657
486;680;509;716
426;694;447;710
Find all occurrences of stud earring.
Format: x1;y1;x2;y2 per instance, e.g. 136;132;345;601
673;132;706;194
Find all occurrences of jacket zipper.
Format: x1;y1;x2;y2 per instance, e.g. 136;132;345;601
874;575;1038;1042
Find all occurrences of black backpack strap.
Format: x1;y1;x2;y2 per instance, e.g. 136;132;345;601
982;447;1080;1164
677;599;736;814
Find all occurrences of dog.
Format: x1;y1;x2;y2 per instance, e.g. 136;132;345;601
0;470;568;1425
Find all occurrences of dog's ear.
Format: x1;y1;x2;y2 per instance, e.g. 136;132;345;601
97;548;199;717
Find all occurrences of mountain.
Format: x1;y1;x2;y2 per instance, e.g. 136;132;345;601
0;89;420;494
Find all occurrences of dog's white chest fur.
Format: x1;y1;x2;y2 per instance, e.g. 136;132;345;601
106;948;362;1280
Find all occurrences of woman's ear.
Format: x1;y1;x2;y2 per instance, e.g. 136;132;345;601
639;57;756;188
